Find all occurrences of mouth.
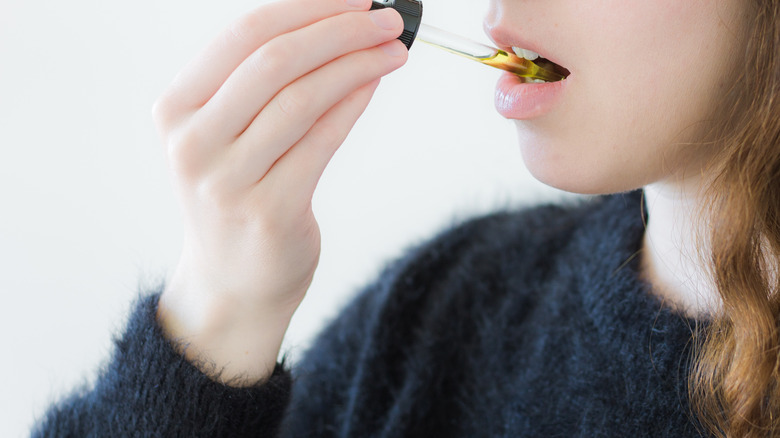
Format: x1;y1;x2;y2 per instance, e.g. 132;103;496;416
508;46;571;83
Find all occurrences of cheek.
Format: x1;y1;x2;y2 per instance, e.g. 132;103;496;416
575;0;721;136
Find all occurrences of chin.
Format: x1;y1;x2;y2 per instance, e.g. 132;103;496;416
516;129;650;196
521;152;646;196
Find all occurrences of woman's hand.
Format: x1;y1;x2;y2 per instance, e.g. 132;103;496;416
152;0;407;385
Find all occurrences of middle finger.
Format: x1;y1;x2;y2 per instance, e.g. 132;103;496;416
192;8;404;145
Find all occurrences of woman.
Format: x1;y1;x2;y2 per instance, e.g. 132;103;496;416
33;0;779;436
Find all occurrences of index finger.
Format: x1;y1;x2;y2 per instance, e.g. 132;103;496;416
161;0;371;111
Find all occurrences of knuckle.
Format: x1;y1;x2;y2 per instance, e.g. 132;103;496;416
275;87;308;117
152;89;191;131
227;13;259;44
151;97;166;120
166;127;206;180
249;42;283;77
151;94;175;127
197;175;233;211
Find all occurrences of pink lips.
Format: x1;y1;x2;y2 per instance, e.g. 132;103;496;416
494;72;569;120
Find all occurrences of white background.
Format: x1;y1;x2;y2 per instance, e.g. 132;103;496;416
0;0;573;435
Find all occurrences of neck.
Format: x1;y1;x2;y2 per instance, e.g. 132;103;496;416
640;181;720;318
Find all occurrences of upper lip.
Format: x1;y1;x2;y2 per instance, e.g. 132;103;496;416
484;21;568;71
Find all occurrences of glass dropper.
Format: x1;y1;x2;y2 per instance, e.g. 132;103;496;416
369;0;565;83
415;23;565;83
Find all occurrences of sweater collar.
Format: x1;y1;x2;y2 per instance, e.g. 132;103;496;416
570;189;700;346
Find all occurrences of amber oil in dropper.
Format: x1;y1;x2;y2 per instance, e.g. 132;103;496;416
472;49;565;82
368;0;567;83
415;23;566;83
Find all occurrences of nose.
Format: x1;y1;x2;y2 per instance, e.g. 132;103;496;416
482;0;501;38
482;0;515;49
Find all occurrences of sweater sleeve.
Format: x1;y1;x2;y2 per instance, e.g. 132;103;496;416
277;213;509;436
31;210;528;437
31;290;293;438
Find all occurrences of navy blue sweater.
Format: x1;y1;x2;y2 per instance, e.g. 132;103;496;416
32;189;706;437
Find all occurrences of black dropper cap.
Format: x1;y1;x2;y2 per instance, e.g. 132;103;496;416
370;0;423;50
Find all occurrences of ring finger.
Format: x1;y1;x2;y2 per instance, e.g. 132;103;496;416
223;39;408;188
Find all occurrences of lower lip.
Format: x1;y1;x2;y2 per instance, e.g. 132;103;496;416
494;72;569;120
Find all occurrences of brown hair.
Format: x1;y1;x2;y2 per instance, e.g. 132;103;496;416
689;0;780;436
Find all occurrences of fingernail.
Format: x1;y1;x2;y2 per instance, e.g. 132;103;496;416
369;9;400;30
346;0;367;8
379;40;407;57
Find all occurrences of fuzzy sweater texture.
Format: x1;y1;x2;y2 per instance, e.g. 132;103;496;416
32;189;707;437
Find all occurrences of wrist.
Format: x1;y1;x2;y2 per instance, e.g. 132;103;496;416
157;281;299;386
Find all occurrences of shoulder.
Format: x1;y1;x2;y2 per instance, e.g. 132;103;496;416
307;189;644;351
364;190;645;316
